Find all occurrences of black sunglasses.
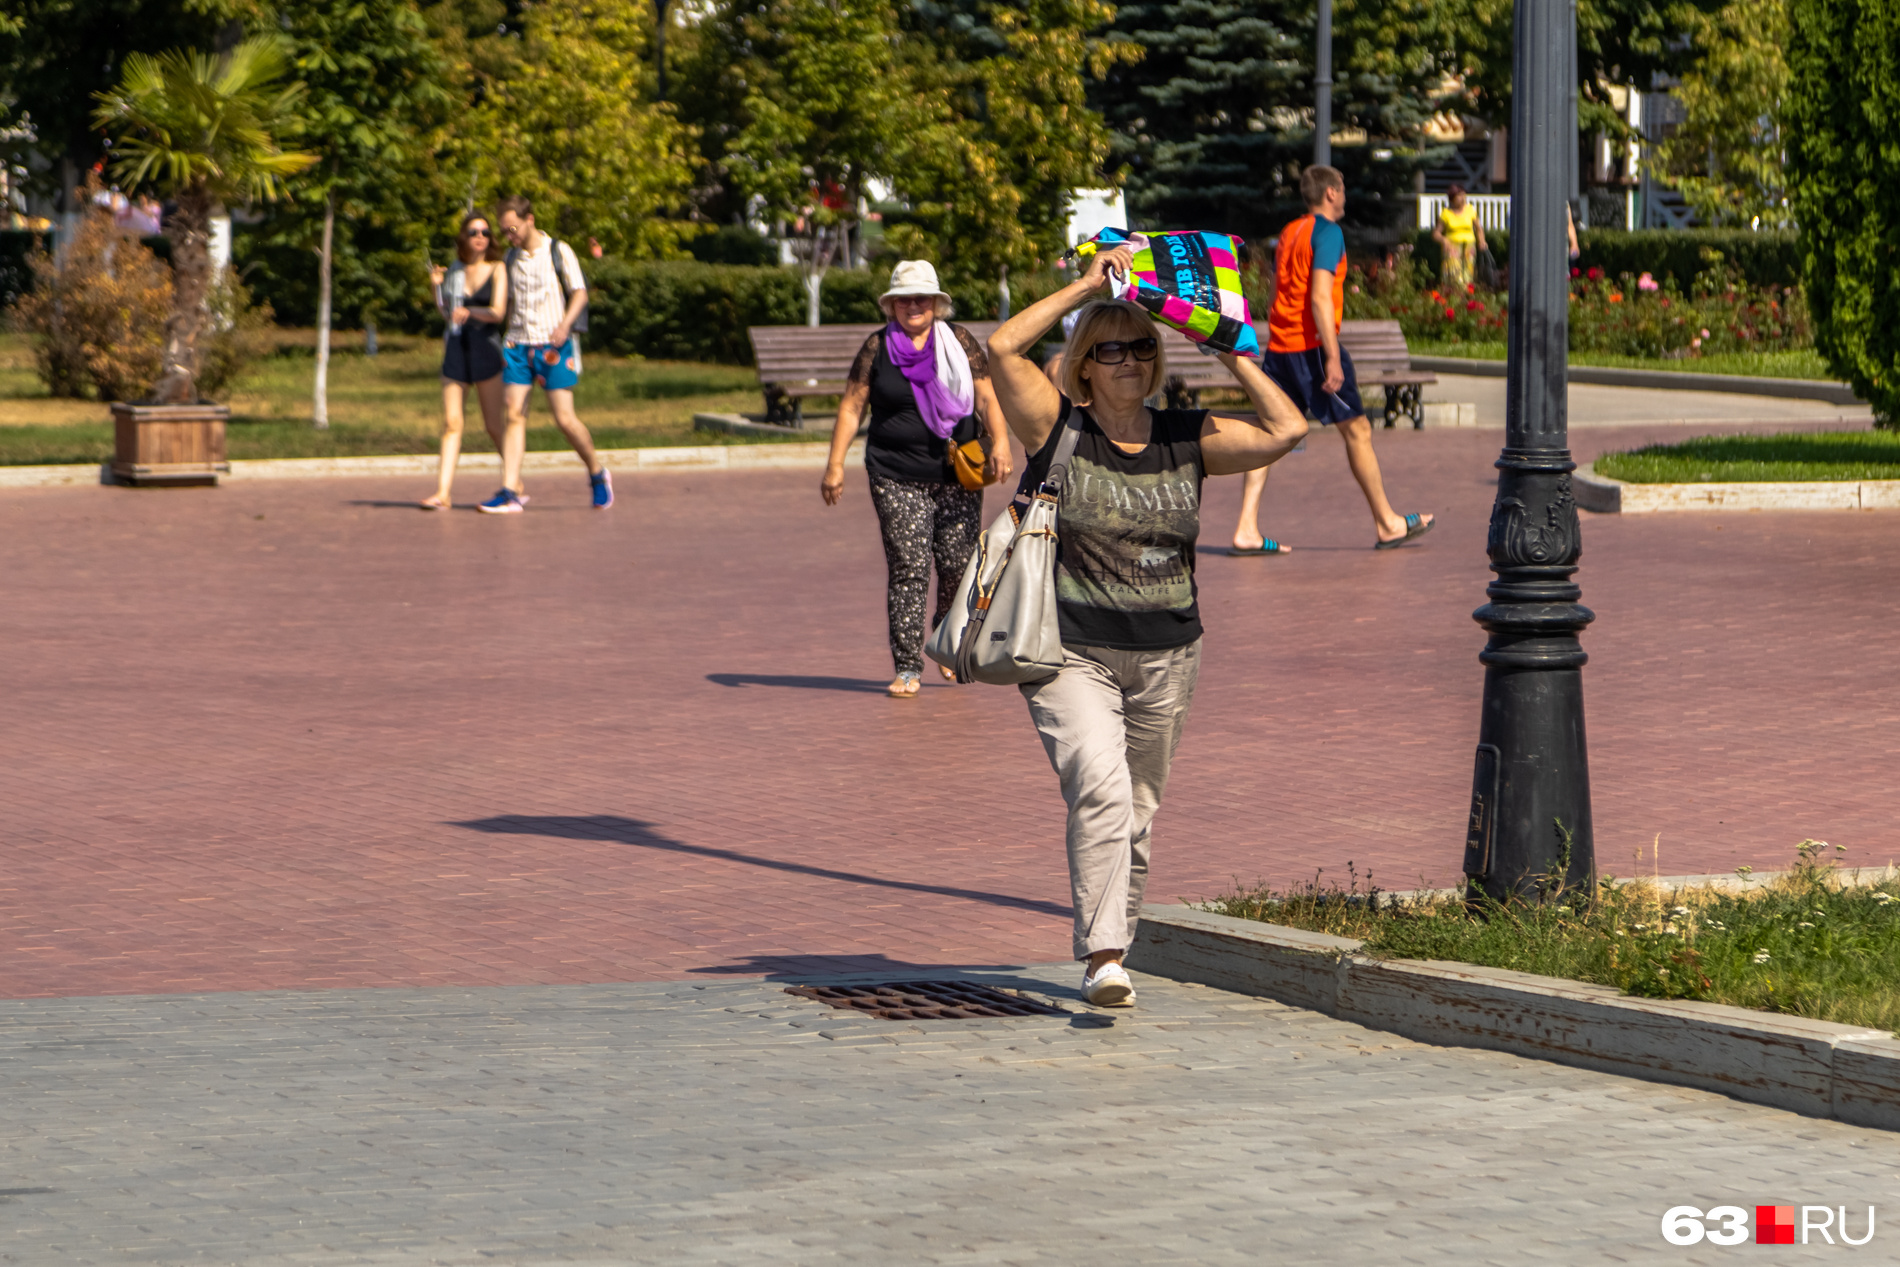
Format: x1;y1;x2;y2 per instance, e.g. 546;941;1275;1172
1087;338;1158;365
464;228;491;238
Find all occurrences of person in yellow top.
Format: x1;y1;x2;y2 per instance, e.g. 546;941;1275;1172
1433;184;1488;288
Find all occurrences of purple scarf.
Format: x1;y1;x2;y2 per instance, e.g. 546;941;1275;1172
884;321;972;439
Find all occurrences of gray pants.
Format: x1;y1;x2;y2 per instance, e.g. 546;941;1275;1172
1020;640;1202;961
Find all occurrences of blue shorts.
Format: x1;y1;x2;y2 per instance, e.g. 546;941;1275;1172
503;337;582;391
1261;346;1366;425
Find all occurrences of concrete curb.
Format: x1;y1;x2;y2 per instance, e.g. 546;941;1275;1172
1127;904;1900;1127
0;441;860;490
1574;461;1900;514
1412;356;1863;405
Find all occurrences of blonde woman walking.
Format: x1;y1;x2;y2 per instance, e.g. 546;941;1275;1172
985;244;1307;1006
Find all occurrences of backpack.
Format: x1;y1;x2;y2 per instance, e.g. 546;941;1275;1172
505;238;589;337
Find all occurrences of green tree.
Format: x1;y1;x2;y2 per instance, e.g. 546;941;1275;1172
1650;0;1791;227
454;0;695;259
0;0;237;213
1449;0;1724;136
1098;0;1454;242
264;0;450;427
1786;0;1900;425
721;0;913;324
886;0;1138;297
92;36;314;404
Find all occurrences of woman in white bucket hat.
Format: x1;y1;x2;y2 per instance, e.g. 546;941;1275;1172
822;260;1012;698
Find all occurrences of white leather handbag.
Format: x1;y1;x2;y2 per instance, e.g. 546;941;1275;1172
925;406;1085;684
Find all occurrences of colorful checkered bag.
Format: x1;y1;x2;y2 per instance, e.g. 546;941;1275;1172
1071;227;1260;359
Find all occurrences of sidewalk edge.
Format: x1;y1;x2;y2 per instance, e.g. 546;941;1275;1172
1412;356;1863;404
1128;904;1898;1127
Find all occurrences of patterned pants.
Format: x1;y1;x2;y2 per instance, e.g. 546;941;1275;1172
868;473;984;677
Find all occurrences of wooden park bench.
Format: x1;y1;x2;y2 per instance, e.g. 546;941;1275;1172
747;321;999;425
1155;319;1436;428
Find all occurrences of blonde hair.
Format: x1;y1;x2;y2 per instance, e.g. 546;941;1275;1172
878;293;954;321
1059;300;1166;404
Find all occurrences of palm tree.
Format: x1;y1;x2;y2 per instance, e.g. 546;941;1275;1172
93;38;315;404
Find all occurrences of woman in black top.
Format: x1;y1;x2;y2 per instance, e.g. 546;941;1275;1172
420;212;509;510
985;243;1307;1007
821;261;1012;698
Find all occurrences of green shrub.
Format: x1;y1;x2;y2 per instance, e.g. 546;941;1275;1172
1786;0;1900;426
1351;247;1809;359
582;261;1071;364
1407;227;1802;292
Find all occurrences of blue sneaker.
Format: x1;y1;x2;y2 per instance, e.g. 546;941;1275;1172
591;467;614;509
477;488;523;514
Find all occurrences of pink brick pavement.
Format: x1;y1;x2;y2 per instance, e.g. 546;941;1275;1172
3;420;1895;998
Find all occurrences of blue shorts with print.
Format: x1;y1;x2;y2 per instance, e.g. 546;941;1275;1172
503;337;581;391
1261;346;1366;425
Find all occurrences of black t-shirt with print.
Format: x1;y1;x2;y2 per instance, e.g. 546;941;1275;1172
1020;397;1208;651
847;324;988;485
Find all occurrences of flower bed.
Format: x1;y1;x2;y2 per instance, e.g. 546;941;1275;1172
1205;841;1900;1034
1344;248;1812;361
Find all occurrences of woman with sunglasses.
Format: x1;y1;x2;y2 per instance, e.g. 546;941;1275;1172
985;243;1307;1007
420;212;510;510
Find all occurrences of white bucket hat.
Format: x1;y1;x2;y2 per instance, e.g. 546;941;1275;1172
880;260;949;305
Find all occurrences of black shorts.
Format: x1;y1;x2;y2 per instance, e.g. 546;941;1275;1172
1261;346;1366;425
442;329;504;385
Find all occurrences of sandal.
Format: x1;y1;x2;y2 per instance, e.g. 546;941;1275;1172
888;672;921;698
419;494;451;511
1375;512;1434;550
939;664;956;682
1229;539;1289;556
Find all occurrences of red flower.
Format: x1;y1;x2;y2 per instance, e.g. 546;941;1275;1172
1608;293;1623;303
1571;267;1581;278
1587;266;1603;280
1466;299;1483;311
1443;307;1456;319
1466;283;1476;295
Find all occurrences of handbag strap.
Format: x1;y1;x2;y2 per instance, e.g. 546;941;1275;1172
1017;400;1086;502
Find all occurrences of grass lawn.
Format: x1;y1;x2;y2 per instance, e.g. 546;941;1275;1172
1410;340;1835;381
0;331;812;466
1207;842;1900;1034
1594;431;1900;484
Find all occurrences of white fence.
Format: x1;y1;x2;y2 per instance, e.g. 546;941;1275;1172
1415;194;1511;232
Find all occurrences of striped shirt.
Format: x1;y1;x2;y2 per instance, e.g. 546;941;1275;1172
505;236;586;346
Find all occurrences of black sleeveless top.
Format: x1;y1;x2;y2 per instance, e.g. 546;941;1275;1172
456;273;501;348
846;325;988;485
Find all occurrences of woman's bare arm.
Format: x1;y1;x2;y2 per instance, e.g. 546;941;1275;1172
821;381;870;505
1201;353;1309;476
470;265;507;324
974;376;1012;484
986;244;1133;454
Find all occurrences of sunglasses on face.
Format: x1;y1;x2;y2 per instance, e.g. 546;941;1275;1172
464;228;490;238
1087;338;1158;365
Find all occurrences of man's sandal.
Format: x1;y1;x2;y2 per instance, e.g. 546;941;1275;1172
1375;513;1434;550
1229;539;1289;556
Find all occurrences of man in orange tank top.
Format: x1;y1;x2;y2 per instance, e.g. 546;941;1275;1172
1230;166;1434;554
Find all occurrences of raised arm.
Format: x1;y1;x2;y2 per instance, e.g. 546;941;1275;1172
986;243;1134;454
1201;353;1308;476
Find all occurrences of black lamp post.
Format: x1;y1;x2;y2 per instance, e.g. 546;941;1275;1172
1461;0;1595;899
1314;0;1331;166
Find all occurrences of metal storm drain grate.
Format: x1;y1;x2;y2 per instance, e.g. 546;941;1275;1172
784;981;1068;1020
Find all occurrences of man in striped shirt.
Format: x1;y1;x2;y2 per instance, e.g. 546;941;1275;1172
1230;166;1432;553
478;195;612;513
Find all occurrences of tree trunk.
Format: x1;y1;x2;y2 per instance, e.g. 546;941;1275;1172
152;185;214;405
653;0;670;101
313;193;334;429
998;264;1011;321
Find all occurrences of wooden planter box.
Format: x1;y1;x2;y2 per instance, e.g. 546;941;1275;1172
111;402;230;486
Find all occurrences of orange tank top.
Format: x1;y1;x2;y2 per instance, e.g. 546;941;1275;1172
1266;213;1347;354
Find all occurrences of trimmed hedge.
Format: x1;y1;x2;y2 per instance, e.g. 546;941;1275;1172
584;261;1068;364
1406;227;1802;291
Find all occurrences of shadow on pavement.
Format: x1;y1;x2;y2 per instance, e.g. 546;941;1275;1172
449;813;1073;919
706;673;888;693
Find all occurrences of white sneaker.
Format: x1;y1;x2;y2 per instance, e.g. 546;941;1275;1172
1082;961;1136;1007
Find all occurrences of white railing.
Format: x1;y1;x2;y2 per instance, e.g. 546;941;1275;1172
1416;193;1511;232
